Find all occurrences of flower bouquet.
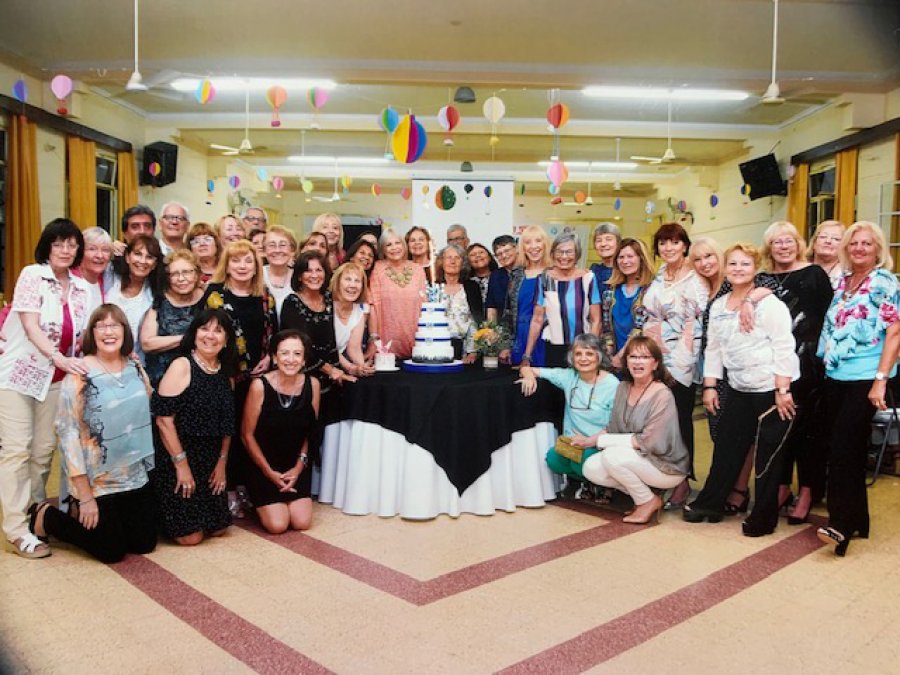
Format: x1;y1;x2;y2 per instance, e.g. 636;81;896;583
473;321;512;368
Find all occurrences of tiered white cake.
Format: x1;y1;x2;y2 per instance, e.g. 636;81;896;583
411;302;455;363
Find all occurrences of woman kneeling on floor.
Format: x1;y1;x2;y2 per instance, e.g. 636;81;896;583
581;336;690;524
31;305;157;563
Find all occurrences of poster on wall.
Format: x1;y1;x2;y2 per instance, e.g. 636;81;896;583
410;178;515;247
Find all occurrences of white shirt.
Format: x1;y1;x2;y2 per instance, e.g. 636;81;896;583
334;302;368;353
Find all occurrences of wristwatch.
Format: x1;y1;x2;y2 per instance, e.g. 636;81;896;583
875;372;887;382
299;454;309;466
776;387;791;395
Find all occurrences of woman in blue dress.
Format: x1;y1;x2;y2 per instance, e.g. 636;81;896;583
504;225;551;366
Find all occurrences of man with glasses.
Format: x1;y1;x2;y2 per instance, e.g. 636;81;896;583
242;207;268;234
158;202;190;256
446;224;470;249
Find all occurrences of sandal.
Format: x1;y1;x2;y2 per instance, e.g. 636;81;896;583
27;501;52;541
11;533;51;559
724;489;750;515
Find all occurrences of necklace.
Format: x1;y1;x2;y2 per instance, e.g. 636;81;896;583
385;263;414;287
273;373;301;409
95;357;126;388
268;268;289;289
842;268;873;302
624;381;652;428
663;264;684;284
191;350;221;374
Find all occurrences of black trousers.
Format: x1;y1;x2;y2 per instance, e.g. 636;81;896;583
822;378;873;538
671;381;696;479
43;484;157;563
692;390;791;531
778;359;828;496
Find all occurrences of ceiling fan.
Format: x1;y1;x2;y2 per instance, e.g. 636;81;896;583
631;100;677;164
210;89;260;155
761;0;785;105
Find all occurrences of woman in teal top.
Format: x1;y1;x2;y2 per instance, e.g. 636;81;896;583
518;333;618;492
816;222;900;557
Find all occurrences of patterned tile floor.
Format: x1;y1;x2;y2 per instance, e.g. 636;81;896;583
3;421;900;674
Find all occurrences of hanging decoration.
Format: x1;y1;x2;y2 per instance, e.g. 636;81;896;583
272;176;285;198
195;79;215;104
740;183;751;197
548;184;559;196
482;95;506;154
574;190;586;205
266;86;288;127
50;75;73;115
206;179;215;205
308;87;329;109
545;89;572;191
256;168;269;182
301;179;314;194
547;160;569;188
546;102;570;130
400;187;412;200
228;175;240;190
464;183;474;197
710;193;718;219
341;175;353;194
379;106;400;159
392;114;427;164
614;197;622;211
551;196;563;206
437;105;460;146
12;79;27;103
435;185;456;210
371;183;382;197
148;162;161;178
519;184;526;196
483;186;493;198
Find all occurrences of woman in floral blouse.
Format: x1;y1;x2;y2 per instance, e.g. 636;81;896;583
436;244;485;363
816;222;900;557
0;219;91;558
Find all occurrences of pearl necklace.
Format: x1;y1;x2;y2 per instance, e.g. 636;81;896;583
191;350;221;374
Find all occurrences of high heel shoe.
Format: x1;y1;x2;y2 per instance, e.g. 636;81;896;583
787;507;810;526
778;490;794;511
741;519;775;537
817;526;849;557
724;489;750;515
663;480;691;511
623;495;662;524
682;503;724;523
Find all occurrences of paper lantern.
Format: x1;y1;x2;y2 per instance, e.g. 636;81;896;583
371;183;382;197
482;96;506;123
484;186;493;198
308;87;329;110
256;168;269;182
391;114;427;164
574;190;586;204
12;79;27;103
266;86;288;127
378;107;399;133
272;176;285;192
51;74;73;115
341;175;353;190
435;185;456;210
207;179;215;193
546;160;569;188
438;105;460;132
195;79;215;104
400;187;412;200
546;103;570;129
148;162;161;177
301;179;313;194
228;175;240;189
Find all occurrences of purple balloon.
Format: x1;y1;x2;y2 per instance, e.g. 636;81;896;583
12;79;27;103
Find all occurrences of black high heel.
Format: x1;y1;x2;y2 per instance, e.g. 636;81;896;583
817;526;849;556
742;519;775;537
724;489;750;515
682;503;724;523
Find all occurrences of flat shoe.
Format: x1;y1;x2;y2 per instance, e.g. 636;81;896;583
11;534;51;559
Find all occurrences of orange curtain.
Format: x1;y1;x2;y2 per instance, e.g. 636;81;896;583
787;162;809;238
893;133;900;273
116;150;139;226
66;135;96;229
834;147;859;226
4;114;42;295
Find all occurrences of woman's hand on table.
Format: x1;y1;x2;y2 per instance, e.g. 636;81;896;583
516;371;538;396
329;367;357;385
463;352;477;365
354;362;376;377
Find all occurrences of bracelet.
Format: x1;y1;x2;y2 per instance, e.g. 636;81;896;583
217;454;227;463
702;385;717;391
299;454;309;466
520;354;532;364
79;497;96;505
171;451;187;464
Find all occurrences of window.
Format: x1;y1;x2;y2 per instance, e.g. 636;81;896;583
96;151;117;234
807;162;835;231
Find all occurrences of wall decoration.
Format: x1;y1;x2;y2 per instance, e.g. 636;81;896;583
482;95;505;148
435;185;457;210
50;74;73;115
266;86;287;127
228;175;240;190
400;187;412;200
371;183;382;197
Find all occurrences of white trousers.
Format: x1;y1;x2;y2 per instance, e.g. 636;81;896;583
0;384;61;541
582;444;684;505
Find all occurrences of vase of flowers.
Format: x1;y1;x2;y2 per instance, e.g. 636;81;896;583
473;321;511;369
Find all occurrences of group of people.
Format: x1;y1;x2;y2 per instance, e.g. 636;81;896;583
0;204;892;563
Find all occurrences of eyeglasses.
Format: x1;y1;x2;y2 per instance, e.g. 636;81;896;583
265;241;293;251
169;269;197;279
626;353;653;361
244;216;266;223
448;236;467;244
51;240;79;251
191;235;215;245
569;382;597;411
771;238;796;248
161;214;188;223
93;322;124;334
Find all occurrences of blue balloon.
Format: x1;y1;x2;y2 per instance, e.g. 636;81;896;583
710;194;719;207
614;198;622;211
207;179;215;193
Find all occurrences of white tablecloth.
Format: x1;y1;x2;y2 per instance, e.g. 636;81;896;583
317;420;560;519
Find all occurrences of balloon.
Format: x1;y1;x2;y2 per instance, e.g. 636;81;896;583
207;179;215;193
489;135;500;147
546;103;570;129
308;87;329;109
51;74;73;114
301;179;313;194
266;86;288;127
148;162;161;177
437;105;460;132
710;194;719;207
546;160;569;188
195;79;215;104
551;196;563;205
464;184;474;194
435;186;456;210
740;183;751;196
574;190;586;204
12;79;27;103
645;200;655;215
229;175;240;189
421;185;430;195
272;176;285;192
677;200;687;212
391;114;427;164
256;168;269;182
341;175;353;190
378;106;399;133
548;184;559;195
484;186;493;198
371;183;382;197
614;198;622;211
519;184;526;196
483;96;506;123
400;187;412;200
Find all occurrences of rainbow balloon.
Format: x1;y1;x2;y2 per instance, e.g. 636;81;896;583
308;87;329;110
378;107;399;133
391;114;427;164
228;175;240;190
195;79;215;104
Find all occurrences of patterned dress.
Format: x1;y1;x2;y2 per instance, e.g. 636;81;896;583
368;261;426;359
144;295;204;387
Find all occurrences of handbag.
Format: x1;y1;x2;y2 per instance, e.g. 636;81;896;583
555;435;584;463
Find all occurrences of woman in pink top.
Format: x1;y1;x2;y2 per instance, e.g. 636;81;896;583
368;230;426;359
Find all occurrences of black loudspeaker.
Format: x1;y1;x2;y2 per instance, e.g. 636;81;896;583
738;154;787;200
140;141;178;187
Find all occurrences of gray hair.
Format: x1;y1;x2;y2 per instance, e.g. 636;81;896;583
82;226;112;249
160;201;190;221
447;224;468;238
378;228;406;257
436;243;471;280
566;333;610;371
551;228;582;261
592;222;621;242
242;206;267;221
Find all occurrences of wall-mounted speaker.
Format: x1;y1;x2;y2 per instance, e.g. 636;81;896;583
140;141;178;187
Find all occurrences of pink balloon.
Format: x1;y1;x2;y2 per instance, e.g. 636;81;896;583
50;75;73;100
272;176;285;192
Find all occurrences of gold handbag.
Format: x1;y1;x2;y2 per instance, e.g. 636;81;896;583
555;436;584;463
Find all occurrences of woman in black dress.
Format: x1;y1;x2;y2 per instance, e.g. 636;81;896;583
242;330;320;533
152;309;238;545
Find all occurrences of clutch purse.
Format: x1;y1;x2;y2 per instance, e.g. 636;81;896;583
555;435;584;463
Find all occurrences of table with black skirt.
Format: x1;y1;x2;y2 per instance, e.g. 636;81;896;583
317;366;563;519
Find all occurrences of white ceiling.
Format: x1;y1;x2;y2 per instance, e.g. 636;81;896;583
2;0;898;192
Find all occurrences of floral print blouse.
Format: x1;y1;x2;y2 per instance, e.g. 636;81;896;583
817;268;899;381
201;283;277;380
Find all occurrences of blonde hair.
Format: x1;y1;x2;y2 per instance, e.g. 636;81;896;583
516;225;552;268
839;221;892;270
806;220;847;262
761;221;807;270
313;212;344;251
608;238;655;287
724;242;761;269
330;261;369;304
214;214;245;241
689;237;724;296
165;248;199;270
265;226;298;251
212;240;266;296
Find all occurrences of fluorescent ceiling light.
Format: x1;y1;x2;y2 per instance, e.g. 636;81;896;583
537;160;638;170
287;155;390;165
171;77;337;92
582;86;749;101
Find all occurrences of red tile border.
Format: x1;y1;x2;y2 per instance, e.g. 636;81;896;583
113;555;335;675
495;525;825;674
